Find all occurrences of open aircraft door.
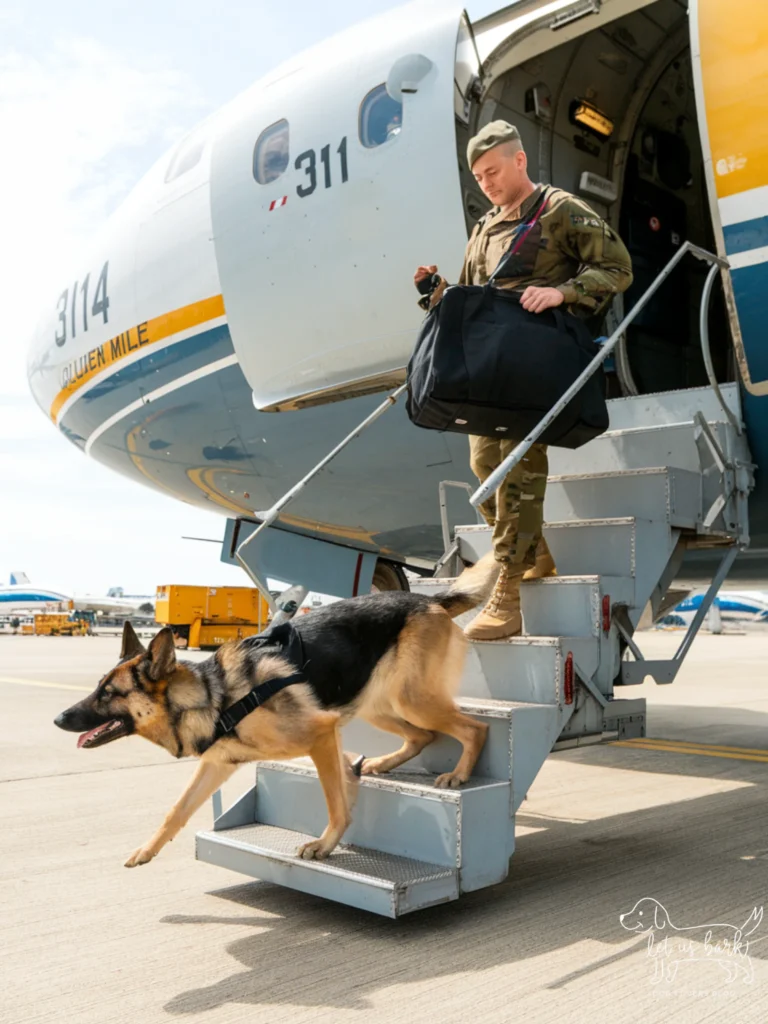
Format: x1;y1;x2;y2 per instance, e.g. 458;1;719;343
692;0;768;396
208;1;470;412
469;0;659;79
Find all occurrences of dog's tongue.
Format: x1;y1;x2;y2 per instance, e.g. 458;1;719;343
77;721;116;748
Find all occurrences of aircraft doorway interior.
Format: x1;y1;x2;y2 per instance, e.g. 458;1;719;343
458;0;733;400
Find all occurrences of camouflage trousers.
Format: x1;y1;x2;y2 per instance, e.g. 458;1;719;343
468;435;548;566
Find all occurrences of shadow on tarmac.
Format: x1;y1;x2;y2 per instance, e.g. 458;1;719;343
161;705;768;1014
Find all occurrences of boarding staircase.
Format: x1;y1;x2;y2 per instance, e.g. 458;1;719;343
197;245;754;916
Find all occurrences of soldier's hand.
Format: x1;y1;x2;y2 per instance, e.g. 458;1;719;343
520;286;565;314
414;265;438;289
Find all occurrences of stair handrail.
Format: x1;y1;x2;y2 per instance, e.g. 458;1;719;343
235;240;733;571
699;261;742;435
470;240;731;510
235;383;408;573
438;480;485;553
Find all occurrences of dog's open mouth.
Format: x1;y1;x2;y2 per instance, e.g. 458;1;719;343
77;720;129;749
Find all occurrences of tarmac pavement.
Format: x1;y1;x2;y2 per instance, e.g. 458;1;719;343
2;631;768;1024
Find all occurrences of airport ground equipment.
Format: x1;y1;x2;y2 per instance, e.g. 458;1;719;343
199;245;754;916
32;612;91;637
155;585;271;649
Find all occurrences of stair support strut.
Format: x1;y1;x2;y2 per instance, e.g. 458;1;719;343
619;543;741;685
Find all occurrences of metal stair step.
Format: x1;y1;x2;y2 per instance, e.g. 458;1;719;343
545;467;701;528
456;697;566;811
194;384;746;917
409;574;634;638
543;516;672;580
520;574;635;637
341;696;566;812
196;822;458;917
547;420;732;476
464;635;599;704
456;519;676;624
250;761;511;889
602;382;741;430
455;524;493;563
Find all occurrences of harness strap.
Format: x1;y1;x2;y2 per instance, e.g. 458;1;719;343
213;671;307;742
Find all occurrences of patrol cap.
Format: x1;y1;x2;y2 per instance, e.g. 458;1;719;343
467;121;522;168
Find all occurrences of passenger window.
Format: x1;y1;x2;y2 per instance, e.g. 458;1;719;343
165;132;206;183
253;119;290;184
359;85;403;148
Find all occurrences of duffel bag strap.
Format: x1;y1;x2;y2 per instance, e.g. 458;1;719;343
488;186;550;286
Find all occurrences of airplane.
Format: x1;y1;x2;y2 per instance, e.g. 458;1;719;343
0;574;154;617
0;573;71;615
72;588;156;617
668;589;768;625
26;0;768;600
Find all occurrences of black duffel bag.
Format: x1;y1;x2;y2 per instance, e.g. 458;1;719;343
405;284;609;448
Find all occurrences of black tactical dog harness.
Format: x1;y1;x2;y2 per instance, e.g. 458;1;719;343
211;621;307;743
204;621;365;775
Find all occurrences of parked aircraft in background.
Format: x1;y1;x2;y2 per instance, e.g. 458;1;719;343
72;587;156;616
666;590;768;627
0;574;155;617
0;573;70;614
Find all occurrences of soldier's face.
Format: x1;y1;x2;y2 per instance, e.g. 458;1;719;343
472;145;528;207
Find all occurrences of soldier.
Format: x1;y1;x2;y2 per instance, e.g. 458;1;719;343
414;121;633;641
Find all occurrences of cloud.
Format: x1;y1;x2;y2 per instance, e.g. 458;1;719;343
0;33;238;593
0;35;209;396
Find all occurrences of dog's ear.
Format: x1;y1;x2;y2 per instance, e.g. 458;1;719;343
120;620;146;661
653;901;668;931
145;627;177;682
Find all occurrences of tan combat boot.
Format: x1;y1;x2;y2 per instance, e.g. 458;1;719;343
523;536;557;581
464;563;524;641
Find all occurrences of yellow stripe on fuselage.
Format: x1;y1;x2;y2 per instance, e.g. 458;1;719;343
50;294;226;423
699;0;768;199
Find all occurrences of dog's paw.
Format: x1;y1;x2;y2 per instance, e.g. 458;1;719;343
434;771;468;790
297;839;333;860
360;756;390;776
124;845;156;868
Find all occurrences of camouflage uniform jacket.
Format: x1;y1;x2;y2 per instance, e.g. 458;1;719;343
420;184;633;317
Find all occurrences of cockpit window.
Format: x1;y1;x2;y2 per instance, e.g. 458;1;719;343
253;119;290;184
359;85;403;148
165;132;206;183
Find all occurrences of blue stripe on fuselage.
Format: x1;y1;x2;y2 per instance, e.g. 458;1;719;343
59;324;235;442
731;262;768;384
723;217;768;255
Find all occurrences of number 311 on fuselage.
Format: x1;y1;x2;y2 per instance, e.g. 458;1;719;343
26;0;768;586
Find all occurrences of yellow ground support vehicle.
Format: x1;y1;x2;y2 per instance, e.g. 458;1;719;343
33;613;90;637
155;585;271;650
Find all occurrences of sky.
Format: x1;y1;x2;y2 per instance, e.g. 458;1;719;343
0;0;499;597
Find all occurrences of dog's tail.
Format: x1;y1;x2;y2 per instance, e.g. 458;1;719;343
741;906;764;937
434;551;502;618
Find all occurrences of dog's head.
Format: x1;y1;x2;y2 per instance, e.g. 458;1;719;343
619;897;670;933
54;622;180;751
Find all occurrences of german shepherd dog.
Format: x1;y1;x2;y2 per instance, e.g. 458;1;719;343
54;555;499;868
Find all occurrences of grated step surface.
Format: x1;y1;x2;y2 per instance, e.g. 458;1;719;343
196;822;458;917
